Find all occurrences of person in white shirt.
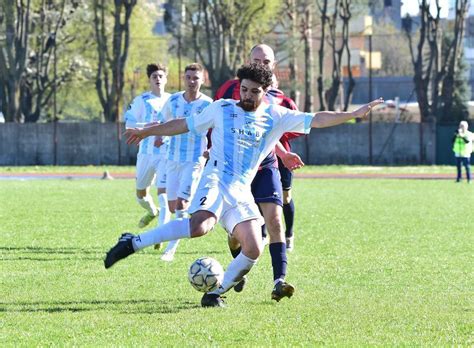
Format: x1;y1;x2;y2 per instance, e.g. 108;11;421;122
105;63;383;308
159;63;213;261
124;63;171;229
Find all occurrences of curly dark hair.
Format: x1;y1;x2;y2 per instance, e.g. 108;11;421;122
237;63;273;89
146;63;167;78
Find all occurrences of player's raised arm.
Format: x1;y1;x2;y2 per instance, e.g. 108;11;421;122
125;118;189;146
311;98;384;128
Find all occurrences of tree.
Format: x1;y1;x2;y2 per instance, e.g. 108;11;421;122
164;0;279;94
0;0;32;122
21;0;81;123
93;0;137;122
403;0;470;122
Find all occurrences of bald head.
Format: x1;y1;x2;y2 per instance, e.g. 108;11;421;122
250;44;276;71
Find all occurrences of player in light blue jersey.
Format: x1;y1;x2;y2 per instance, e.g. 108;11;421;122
159;63;213;261
124;63;171;230
105;63;383;307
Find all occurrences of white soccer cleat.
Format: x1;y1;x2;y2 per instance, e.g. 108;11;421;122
138;212;156;228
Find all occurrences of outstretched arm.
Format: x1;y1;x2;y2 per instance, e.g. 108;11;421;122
311;98;384;128
125;118;189;146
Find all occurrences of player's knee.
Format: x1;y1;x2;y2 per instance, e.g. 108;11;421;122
265;214;283;236
241;244;262;260
136;189;147;199
189;213;216;238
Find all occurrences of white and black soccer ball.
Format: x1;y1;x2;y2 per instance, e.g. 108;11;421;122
188;257;224;292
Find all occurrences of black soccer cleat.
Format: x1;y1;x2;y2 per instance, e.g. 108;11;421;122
104;233;136;269
233;275;247;293
201;293;226;308
271;281;295;302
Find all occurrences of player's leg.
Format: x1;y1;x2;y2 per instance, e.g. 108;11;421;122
165;160;179;214
202;218;262;307
258;201;294;301
162;160;204;261
104;179;222;269
201;191;263;307
136;154;158;228
463;157;471;182
104;210;217;269
156;158;171;227
253;167;294;301
456;157;462;182
278;157;296;252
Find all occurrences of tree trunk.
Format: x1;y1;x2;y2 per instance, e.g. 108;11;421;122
316;0;328;111
303;6;313;113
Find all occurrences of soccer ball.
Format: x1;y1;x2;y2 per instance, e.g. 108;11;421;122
188;257;224;292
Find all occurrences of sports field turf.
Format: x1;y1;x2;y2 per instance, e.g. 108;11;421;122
1;175;472;345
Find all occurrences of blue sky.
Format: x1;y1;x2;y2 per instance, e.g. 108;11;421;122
401;0;450;17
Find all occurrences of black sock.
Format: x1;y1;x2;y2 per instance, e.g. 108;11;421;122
283;199;295;238
269;242;287;281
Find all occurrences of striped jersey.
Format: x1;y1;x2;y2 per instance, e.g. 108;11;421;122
162;91;213;163
186;99;313;189
124;91;171;155
214;79;302;168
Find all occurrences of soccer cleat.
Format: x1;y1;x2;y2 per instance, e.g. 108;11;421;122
138;212;156;228
286;236;294;252
233;275;247;293
104;233;136;269
160;249;175;262
271;281;295;302
201;293;226;308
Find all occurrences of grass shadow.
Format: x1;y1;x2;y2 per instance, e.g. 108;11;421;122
0;299;200;314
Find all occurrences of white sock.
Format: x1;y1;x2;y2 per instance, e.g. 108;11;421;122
158;193;171;225
132;218;190;250
163;208;186;253
163;239;180;253
136;195;158;216
209;253;257;295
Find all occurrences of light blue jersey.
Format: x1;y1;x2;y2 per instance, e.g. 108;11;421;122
124;91;171;155
162;92;213;163
186;99;313;189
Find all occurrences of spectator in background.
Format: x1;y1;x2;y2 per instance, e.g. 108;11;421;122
452;121;473;183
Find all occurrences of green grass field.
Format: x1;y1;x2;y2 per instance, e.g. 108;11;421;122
1;175;473;345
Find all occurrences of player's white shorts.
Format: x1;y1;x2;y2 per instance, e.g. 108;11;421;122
166;158;205;201
189;166;264;235
155;158;167;189
135;154;166;190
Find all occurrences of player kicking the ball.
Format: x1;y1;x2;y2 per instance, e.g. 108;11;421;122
104;63;383;308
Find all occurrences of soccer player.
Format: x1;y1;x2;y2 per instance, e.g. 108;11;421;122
104;62;383;307
214;44;303;301
159;63;213;261
124;63;171;229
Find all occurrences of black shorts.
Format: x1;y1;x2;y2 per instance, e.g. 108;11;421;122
251;167;283;206
277;157;293;191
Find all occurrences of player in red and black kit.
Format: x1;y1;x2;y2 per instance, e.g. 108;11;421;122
213;44;303;301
